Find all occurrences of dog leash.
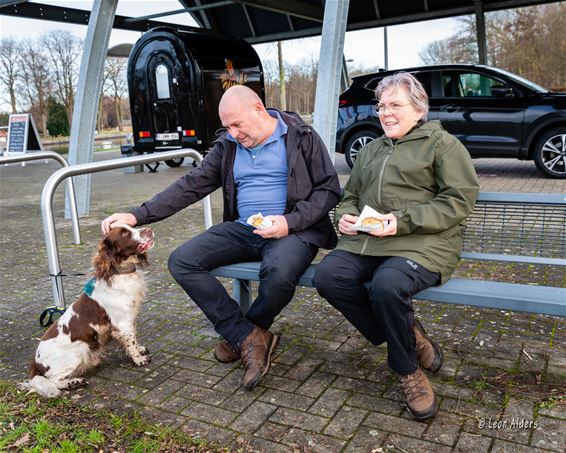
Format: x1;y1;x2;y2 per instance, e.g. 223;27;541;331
40;271;88;327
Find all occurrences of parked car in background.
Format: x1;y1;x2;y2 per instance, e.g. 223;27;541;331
336;64;566;178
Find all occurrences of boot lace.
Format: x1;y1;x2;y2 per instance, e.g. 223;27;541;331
400;369;426;403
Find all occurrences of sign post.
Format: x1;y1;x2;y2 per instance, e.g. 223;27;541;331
6;113;44;165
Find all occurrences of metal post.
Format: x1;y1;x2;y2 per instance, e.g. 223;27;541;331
313;0;350;163
66;0;118;217
474;0;487;65
0;151;81;244
41;149;211;309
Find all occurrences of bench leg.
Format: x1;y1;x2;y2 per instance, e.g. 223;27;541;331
232;279;251;314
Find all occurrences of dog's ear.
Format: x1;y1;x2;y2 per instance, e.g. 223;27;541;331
93;236;118;284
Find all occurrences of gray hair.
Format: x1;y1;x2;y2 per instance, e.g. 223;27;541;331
375;72;429;119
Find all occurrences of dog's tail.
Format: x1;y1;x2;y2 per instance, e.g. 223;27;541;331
18;376;61;398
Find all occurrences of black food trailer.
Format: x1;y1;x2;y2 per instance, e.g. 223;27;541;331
126;26;265;168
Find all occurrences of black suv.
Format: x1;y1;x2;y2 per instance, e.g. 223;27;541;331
336;64;566;178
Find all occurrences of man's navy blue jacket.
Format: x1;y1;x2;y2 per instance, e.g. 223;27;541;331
131;109;341;250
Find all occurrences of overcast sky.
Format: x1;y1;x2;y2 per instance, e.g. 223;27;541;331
0;0;460;71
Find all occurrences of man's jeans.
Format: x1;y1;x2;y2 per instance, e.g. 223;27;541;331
314;250;440;375
168;221;318;350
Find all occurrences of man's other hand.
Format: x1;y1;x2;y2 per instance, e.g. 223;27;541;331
253;215;289;239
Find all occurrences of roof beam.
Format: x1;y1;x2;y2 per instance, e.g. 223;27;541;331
122;0;234;24
242;3;257;37
236;0;323;23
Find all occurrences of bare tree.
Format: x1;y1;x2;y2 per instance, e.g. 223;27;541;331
19;39;51;135
418;4;566;90
0;37;21;113
103;57;128;131
40;30;82;123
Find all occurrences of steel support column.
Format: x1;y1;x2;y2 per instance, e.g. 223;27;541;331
313;0;350;163
475;0;487;65
66;0;118;217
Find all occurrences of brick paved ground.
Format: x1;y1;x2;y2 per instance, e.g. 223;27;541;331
0;152;564;452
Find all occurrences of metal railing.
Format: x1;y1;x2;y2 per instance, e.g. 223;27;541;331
1;151;81;244
41;149;212;311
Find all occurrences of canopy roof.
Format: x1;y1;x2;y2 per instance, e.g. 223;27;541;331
1;0;555;44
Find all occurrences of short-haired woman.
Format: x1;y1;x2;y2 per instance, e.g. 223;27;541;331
315;72;479;421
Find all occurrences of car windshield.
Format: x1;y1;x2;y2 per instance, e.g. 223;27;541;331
488;67;548;93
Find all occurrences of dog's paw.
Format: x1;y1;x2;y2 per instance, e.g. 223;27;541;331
138;345;149;356
67;378;88;390
132;355;151;367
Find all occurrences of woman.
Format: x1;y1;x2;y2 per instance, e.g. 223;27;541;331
315;72;479;421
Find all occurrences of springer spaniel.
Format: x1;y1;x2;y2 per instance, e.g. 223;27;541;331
19;225;154;397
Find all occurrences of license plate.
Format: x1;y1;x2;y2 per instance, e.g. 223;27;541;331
156;132;179;141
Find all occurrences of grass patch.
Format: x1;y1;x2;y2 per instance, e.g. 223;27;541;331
0;380;228;452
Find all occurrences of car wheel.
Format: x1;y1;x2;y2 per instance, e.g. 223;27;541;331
345;130;379;168
165;157;185;168
533;128;566;179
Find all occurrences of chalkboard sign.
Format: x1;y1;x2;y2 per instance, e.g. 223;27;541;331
6;113;43;155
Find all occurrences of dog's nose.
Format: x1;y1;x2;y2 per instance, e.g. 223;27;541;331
140;228;153;240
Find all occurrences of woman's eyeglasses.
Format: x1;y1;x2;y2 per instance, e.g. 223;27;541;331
373;102;410;115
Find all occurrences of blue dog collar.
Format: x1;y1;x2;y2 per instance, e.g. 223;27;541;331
83;277;96;297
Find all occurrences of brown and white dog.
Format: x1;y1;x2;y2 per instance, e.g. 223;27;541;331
19;225;154;397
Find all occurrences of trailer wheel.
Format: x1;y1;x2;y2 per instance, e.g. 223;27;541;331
165;157;185;167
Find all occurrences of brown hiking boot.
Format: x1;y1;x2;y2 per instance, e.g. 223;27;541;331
214;340;241;363
399;368;438;421
240;326;279;390
414;319;443;373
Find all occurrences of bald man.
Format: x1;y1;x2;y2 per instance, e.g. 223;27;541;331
102;85;341;390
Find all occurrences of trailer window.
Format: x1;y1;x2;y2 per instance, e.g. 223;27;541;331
155;64;171;99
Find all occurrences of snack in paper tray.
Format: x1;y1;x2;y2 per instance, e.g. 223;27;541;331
353;205;389;232
247;212;273;229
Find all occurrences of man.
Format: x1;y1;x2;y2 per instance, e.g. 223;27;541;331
102;85;341;390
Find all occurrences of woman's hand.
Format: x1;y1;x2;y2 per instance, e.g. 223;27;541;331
369;213;397;237
338;214;359;235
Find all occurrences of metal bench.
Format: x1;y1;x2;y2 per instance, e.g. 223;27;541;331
211;192;566;317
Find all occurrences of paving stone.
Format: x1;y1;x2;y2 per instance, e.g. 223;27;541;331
230;401;277;433
295;370;335;398
365;412;427;438
343;426;387;452
156;395;192;414
220;387;267;412
333;375;384;395
530;416;566;452
138;406;187;429
323;405;367;439
212;368;245;393
170;367;223;388
284;357;323;380
268;407;329;432
270;425;347;452
175;382;229;406
260;373;301;392
347;393;404;416
384;434;452;453
308;387;350;417
453;432;493;452
259;388;315;411
181;401;238;426
180;418;238;447
245;435;295;453
422;412;463;446
137;378;187;405
491;439;548;453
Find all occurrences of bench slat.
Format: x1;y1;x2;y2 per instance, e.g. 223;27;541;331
211;262;566;317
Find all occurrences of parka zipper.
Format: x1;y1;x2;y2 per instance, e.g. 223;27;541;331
360;138;394;256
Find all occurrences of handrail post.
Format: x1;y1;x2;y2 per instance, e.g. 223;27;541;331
41;149;210;309
0;151;81;244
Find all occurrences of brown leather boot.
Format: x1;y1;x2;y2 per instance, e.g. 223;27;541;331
399;368;438;421
240;326;279;390
414;319;443;373
213;340;241;363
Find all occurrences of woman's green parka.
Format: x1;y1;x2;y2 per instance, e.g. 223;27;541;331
336;120;479;284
